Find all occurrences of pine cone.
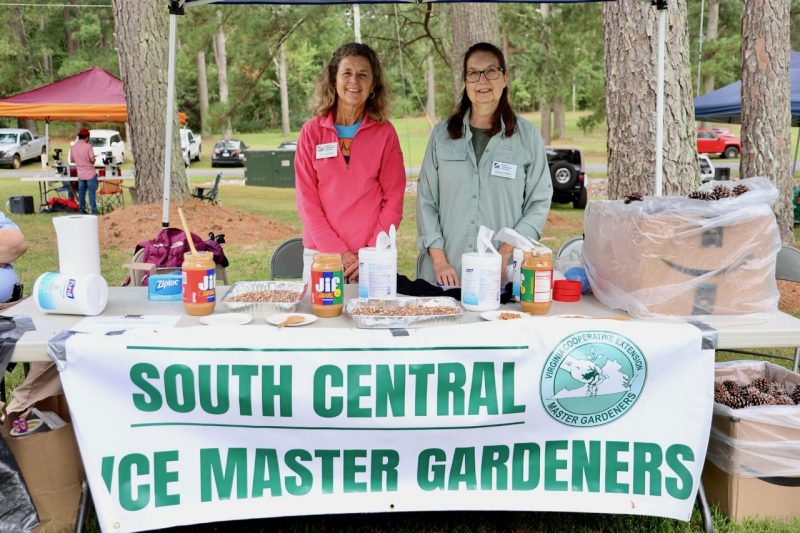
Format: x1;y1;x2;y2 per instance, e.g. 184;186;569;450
790;387;800;405
750;377;771;393
774;395;795;406
748;391;774;406
768;382;788;396
711;185;732;200
688;191;713;201
732;184;749;196
624;193;644;204
723;380;742;395
728;394;749;409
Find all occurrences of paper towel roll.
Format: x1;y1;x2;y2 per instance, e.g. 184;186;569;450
53;215;100;275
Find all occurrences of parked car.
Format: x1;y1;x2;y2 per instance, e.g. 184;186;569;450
547;147;587;209
794;186;799;226
697;128;741;159
278;140;297;151
0;128;48;169
68;129;125;166
180;128;202;162
211;139;247;167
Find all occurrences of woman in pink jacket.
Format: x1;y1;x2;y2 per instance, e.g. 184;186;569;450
295;42;406;282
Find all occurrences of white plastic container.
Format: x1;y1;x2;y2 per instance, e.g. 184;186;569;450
461;252;502;312
511;248;524;299
53;215;101;275
358;246;397;298
34;272;108;316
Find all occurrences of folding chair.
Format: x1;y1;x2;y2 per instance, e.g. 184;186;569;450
126;248;229;287
269;238;304;279
717;246;800;372
191;173;221;204
97;179;125;213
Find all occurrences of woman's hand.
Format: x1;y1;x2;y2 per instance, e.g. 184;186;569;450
499;243;515;284
341;250;359;282
429;248;459;287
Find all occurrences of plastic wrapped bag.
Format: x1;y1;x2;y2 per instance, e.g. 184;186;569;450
706;360;800;477
584;177;781;318
0;437;39;531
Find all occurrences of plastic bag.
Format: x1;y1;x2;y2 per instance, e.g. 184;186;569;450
706;360;800;477
583;177;781;318
0;438;39;532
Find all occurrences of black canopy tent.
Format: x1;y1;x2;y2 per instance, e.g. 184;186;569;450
160;0;671;227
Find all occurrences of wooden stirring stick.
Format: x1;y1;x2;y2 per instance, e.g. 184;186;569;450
177;207;199;256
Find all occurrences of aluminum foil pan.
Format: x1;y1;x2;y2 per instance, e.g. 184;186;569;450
221;281;306;318
345;297;464;329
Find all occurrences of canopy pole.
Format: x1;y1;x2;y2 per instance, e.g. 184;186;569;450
654;1;666;197
44;120;49;176
793;125;800;177
162;13;178;227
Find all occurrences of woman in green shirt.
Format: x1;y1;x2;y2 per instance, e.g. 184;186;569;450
416;42;553;286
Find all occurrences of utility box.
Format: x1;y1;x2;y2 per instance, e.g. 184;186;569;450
245;150;296;188
9;196;34;215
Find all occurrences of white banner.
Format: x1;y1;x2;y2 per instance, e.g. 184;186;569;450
57;318;713;532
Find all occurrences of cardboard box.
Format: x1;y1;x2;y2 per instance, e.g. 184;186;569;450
584;198;780;317
1;395;84;532
702;362;800;521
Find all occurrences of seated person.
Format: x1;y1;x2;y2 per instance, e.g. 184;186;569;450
0;212;27;303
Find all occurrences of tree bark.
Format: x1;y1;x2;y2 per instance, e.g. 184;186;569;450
449;4;499;101
279;43;290;136
214;11;232;140
741;0;793;244
553;96;565;140
604;0;698;198
196;51;209;137
64;7;75;56
40;16;52;79
540;104;551;145
111;0;188;204
702;0;720;94
426;55;436;127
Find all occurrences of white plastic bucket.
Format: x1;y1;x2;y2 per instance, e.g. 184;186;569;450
34;272;108;316
358;247;397;298
461;252;502;312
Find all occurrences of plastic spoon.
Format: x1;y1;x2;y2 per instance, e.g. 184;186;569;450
277;315;305;328
177;207;199;256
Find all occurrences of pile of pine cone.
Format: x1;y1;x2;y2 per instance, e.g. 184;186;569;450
688;184;749;201
714;378;800;408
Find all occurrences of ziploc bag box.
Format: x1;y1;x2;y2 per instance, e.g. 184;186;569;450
148;269;182;301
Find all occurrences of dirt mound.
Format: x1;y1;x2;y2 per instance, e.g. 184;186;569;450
778;280;800;314
99;200;296;251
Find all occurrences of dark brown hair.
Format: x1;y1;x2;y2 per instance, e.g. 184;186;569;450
447;42;516;139
310;42;390;122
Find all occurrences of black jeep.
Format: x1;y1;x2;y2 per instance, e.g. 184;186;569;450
546;147;587;209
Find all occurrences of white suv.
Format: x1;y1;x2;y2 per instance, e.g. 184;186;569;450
68;129;125;167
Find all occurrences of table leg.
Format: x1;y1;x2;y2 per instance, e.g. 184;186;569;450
696;482;714;533
793;346;799;373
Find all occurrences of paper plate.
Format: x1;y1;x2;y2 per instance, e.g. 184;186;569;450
199;313;253;326
10;418;44;437
266;313;318;327
480;310;529;321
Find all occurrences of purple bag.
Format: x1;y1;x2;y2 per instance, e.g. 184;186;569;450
127;228;228;285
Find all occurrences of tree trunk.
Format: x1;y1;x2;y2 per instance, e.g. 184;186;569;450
702;0;720;94
64;7;75;56
196;51;209;137
214;11;232;140
741;0;793;244
604;0;698;199
111;0;188;204
40;16;52;79
426;55;436;127
540;104;551;145
553;96;565;140
449;4;499;100
279;43;290;136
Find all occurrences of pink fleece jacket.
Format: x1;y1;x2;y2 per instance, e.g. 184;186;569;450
294;112;406;254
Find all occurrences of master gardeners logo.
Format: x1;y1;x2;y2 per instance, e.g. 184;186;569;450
540;330;647;428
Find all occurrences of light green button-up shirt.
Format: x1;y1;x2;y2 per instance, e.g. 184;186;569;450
416;111;553;284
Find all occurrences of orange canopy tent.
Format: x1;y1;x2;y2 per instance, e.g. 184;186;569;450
0;66;127;122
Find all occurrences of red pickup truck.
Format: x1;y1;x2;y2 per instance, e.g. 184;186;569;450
697;129;741;159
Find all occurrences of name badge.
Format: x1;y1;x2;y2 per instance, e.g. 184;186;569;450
491;161;517;179
316;142;338;159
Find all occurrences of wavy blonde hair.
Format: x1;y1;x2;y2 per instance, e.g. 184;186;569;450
310;42;390;122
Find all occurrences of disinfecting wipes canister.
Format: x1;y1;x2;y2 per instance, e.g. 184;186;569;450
358;246;397;298
148;272;183;301
461;252;502;312
34;272;108;316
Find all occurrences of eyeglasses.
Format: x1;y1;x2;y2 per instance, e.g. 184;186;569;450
465;66;504;83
